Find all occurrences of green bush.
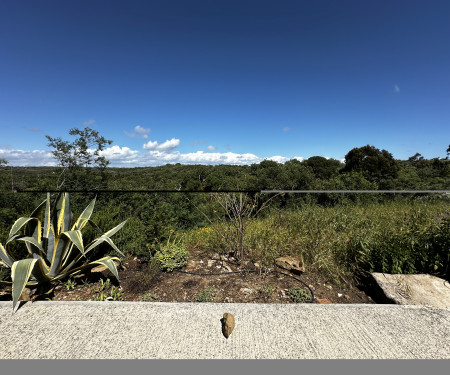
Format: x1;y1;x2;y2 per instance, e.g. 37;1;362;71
0;266;10;282
288;287;312;303
154;234;189;271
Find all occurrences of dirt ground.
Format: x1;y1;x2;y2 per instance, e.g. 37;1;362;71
45;250;374;304
0;250;374;304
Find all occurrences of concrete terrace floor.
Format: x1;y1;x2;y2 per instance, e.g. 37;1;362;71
1;301;449;359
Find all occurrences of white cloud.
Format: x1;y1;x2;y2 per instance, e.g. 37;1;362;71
292;156;304;162
0;149;56;166
142;140;158;149
124;125;151;139
99;145;140;162
1;144;303;168
134;125;149;134
207;145;216;151
394;85;400;93
282;127;290;132
143;138;180;151
83;119;96;126
266;155;290;163
155;151;261;165
158;138;180;151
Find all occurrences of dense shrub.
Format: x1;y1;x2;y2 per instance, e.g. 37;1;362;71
154;235;189;271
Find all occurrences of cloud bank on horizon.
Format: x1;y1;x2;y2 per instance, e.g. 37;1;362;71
0;138;305;167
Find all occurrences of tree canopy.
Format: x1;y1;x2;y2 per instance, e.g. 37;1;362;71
342;145;399;182
46;127;112;190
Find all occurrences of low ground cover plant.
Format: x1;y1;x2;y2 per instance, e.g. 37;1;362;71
139;291;159;302
92;278;124;301
288;287;313;303
196;286;217;302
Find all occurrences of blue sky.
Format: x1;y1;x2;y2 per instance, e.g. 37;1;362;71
1;0;449;166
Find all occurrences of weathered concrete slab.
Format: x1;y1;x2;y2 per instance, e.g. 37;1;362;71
1;301;450;359
371;273;450;308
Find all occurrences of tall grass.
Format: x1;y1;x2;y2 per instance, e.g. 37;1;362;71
185;197;450;284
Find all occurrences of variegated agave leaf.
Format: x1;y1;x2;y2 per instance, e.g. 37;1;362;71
58;256;121;282
0;242;14;268
11;258;39;311
71;196;96;231
55;193;71;236
2;193;127;312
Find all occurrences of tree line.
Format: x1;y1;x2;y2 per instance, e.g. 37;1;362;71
0;128;448;260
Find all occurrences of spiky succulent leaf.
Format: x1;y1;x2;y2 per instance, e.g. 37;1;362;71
56;193;71;235
65;256;121;282
72;197;96;231
48;235;68;277
11;258;38;311
102;219;128;238
45;226;56;263
84;220;127;256
43;193;52;239
0;242;14;267
89;257;120;281
29;198;47;219
7;217;35;242
87;219;103;234
31;257;51;284
14;236;44;257
62;230;84;256
84;236;123;257
3;193;127;312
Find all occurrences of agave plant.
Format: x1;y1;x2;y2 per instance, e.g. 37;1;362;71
0;193;127;311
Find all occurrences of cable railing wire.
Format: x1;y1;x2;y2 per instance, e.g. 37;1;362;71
9;189;450;194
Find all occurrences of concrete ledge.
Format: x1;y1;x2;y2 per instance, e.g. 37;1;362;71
1;301;450;359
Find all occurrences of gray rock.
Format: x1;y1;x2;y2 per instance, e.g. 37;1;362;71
240;288;254;296
371;273;450;308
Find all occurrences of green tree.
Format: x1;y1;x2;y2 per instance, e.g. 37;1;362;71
283;159;315;189
0;158;7;167
303;156;342;180
46;127;112;190
408;153;424;163
342;145;399;183
251;160;289;190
